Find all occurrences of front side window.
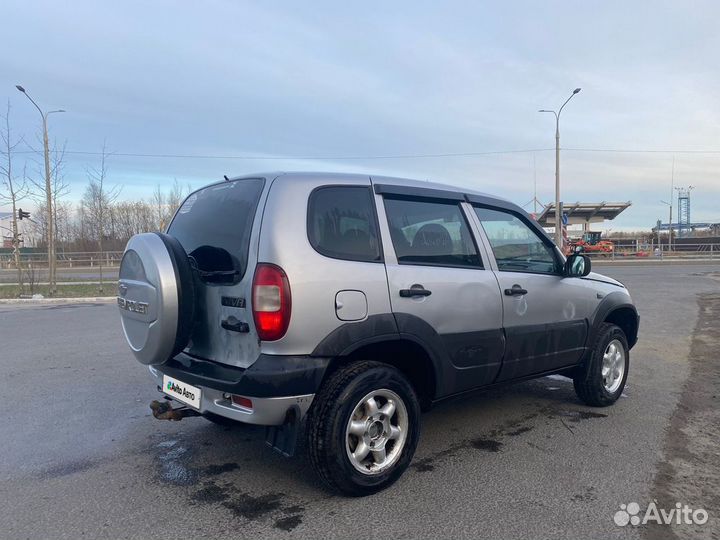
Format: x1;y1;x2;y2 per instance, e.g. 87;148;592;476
474;207;558;274
307;186;382;262
383;197;481;268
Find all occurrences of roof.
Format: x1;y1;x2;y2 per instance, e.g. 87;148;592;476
233;171;510;204
536;201;631;225
237;171;551;241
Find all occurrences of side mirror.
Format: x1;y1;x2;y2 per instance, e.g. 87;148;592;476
564;253;592;277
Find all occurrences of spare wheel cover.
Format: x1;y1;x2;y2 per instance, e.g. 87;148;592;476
117;232;193;365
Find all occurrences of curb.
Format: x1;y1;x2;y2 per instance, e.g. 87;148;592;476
0;296;115;305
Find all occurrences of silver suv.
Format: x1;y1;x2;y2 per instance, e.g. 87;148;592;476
117;172;639;495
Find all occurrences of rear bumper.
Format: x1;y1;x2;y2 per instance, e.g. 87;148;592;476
150;352;330;426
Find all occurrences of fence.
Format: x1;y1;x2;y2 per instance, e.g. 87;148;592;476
2;243;719;269
585;240;720;261
0;251;124;270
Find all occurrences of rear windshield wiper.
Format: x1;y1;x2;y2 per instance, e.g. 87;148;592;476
188;256;239;283
196;269;239;281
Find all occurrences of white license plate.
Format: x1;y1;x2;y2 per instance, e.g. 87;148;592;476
162;375;201;409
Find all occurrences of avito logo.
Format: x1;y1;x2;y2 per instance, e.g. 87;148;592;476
614;501;709;527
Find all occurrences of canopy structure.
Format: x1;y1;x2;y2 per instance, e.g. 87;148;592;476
535;201;631;231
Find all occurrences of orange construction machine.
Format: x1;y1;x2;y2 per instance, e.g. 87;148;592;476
569;231;614;255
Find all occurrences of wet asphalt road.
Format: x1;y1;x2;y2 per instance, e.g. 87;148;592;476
1;264;718;539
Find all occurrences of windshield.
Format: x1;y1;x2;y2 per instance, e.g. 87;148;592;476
167;178;265;282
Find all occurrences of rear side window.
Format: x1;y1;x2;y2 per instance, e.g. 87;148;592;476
383;197;482;268
307;186;382;262
168;178;264;282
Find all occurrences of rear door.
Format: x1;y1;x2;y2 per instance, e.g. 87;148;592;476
470;204;594;381
167;177;267;367
374;184;505;396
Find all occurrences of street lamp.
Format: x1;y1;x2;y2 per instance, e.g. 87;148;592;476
16;85;65;294
539;87;581;250
660;200;673;251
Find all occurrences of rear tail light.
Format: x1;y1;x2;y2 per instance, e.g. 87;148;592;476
252;263;291;341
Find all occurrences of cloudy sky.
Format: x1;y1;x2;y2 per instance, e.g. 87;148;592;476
2;0;719;229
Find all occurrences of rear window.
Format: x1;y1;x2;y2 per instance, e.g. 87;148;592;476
168;178;265;282
307;186;382;262
383;197;482;268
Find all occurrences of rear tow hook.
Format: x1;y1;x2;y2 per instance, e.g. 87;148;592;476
150;400;201;421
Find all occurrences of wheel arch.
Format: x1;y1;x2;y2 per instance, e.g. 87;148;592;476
589;292;639;349
313;322;440;410
604;307;639;349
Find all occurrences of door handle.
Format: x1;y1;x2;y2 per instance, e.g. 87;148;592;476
504;284;528;296
221;317;250;333
399;285;432;298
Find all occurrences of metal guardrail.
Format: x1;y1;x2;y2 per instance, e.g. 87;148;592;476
0;251;124;269
585;243;719;260
1;243;718;271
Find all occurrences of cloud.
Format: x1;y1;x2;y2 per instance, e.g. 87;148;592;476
2;0;719;229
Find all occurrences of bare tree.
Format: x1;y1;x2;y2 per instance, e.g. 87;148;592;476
165;178;185;223
111;199;155;246
83;142;120;293
22;260;38;296
25;134;68;290
151;179;187;231
54;200;74;247
152;184;166;231
0;101;29;292
49;140;70;250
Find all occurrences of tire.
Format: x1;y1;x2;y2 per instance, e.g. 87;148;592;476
118;232;196;366
573;323;629;406
306;361;421;496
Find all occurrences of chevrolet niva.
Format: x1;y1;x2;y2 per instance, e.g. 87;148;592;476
117;172;638;496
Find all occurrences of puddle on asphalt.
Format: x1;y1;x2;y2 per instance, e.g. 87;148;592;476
151;434;305;531
156;441;195;486
411;402;609;473
188;479;305;531
412;411;539;473
470;438;503;452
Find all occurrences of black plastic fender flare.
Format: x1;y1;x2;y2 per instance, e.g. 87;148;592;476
586;291;639;350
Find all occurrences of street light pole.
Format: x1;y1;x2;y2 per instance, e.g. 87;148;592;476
540;87;581;250
668;156;674;250
15;85;65;295
554;112;560;248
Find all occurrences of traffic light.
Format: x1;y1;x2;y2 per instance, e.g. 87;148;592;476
17;208;30;220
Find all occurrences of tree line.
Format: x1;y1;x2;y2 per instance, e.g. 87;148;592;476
30;176;187;253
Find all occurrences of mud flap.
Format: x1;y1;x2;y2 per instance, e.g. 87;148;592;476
264;406;300;457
